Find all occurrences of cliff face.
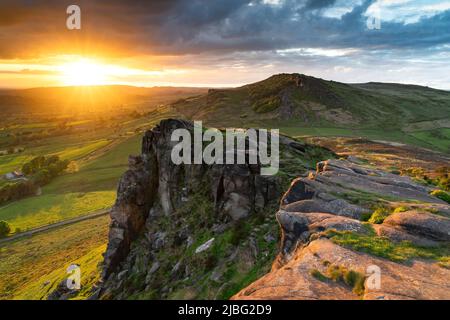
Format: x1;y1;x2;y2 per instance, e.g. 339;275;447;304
97;119;449;300
98;119;334;299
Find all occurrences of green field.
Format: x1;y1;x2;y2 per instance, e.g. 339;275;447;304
0;109;169;234
0;86;205;300
44;134;142;193
0;135;141;231
0;154;33;176
55;139;111;161
0;215;109;300
275;126;450;153
408;128;450;153
0;191;114;231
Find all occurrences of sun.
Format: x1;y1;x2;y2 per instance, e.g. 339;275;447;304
58;58;109;86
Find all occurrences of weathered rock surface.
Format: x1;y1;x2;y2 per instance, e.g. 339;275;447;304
384;210;450;242
94;119;449;300
96;119;334;299
101;120;282;281
233;239;450;300
234;159;450;300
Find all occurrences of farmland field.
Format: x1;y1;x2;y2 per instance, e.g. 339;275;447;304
0;133;142;231
0;86;204;300
0;215;109;300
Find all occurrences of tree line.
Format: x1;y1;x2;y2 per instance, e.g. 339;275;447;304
0;155;70;206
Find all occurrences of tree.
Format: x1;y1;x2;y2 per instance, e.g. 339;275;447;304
22;162;32;175
0;220;11;238
33;169;51;186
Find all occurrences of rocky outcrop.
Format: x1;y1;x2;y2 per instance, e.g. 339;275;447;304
97;119;333;299
233;238;450;300
102;120;276;279
383;210;450;242
102;154;158;278
233;159;450;300
96;119;449;300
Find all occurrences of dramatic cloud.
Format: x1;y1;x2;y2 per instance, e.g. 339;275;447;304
0;0;449;88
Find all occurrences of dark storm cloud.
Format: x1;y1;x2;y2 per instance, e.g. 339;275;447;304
304;0;337;10
0;0;449;58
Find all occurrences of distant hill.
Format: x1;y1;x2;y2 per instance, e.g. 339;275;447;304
2;74;449;151
169;73;450;130
0;85;208;114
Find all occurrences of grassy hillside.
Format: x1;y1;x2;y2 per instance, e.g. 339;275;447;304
0;132;141;231
0;86;207;115
0;215;109;300
169;74;450;153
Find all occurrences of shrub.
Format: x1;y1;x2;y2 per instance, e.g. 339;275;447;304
0;180;38;205
360;212;372;222
368;207;391;224
393;206;409;213
327;265;344;282
343;270;365;295
229;223;250;246
430;190;450;204
0;220;11;238
322;264;366;295
252;96;281;113
309;269;328;282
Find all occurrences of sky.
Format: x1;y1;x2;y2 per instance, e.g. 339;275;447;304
0;0;449;89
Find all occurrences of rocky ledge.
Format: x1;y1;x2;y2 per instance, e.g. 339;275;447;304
233;159;450;300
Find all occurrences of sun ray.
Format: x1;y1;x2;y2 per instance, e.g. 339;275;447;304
58;58;109;86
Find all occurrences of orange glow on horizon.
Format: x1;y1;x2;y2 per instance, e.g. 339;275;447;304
58;59;107;86
0;54;237;89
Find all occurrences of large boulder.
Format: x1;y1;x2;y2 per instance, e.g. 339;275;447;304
383;210;450;242
233;239;450;300
234;159;450;300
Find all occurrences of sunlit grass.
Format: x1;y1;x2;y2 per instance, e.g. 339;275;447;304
0;215;109;300
54;139;111;161
0;191;115;231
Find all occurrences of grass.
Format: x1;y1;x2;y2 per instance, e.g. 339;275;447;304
55;139;111;161
0;136;111;176
0;134;141;232
310;269;328;281
430;189;450;204
368;207;391;224
309;265;365;296
82;135;141;171
0;191;115;231
0;215;109;300
277;126;446;153
409;128;450;153
44;135;141;194
0;154;33;175
326;229;450;265
15;244;106;300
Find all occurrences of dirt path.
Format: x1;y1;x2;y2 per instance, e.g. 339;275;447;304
0;209;110;245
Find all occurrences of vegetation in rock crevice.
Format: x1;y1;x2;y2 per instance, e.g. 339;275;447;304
309;263;366;296
325;228;450;268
